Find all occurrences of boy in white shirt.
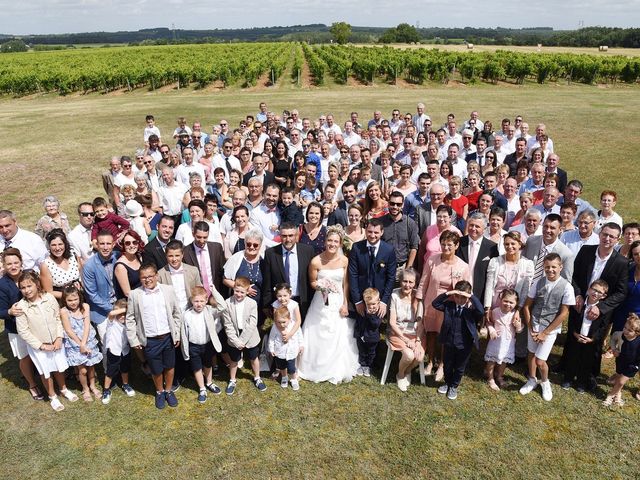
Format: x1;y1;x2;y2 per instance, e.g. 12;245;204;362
144;114;162;146
102;299;135;404
268;306;304;391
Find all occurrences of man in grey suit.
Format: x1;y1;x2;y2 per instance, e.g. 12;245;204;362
523;213;574;283
126;263;182;409
415;184;455;239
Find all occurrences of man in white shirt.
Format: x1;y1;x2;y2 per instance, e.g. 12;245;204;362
158;169;188;226
446;144;468;179
287;129;303;155
435;129;450;161
509;208;543;244
68;202;95;261
446;121;462;146
0;210;48;271
389;109;404;134
560;210;599;256
503;125;517;154
412;102;430;133
126;263;182;409
249;183;282;248
220;189;248;239
174;147;206;187
459;130;477;159
526;123;554;154
503;178;521;228
321;114;342;136
463;111;484;131
256;102;268;123
489;135;508;165
212;139;241;183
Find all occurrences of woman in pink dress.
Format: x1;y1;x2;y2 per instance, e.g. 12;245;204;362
418;205;462;267
416;230;470;381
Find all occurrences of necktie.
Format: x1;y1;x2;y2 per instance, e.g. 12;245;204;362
284;250;291;284
532;243;547;283
199;248;211;297
468;241;478;276
4;239;11;249
368;246;376;287
456;306;462;317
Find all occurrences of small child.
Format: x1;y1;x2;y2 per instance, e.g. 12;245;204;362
562;279;609;393
144;114;162;146
520;253;575;401
484;289;522;391
279;186;304;225
91;197;130;248
432;280;484;400
180;286;226;404
300;174;322;208
102;299;135;404
271;283;302;339
268;306;304;390
224;277;265;395
355;287;383;378
172;116;192;139
356;166;373;200
60;286;103;402
603;313;640;406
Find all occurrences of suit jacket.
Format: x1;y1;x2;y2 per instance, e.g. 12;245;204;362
158;263;202;308
550;167;568;193
0;275;21;334
327;200;349;227
416;202;458;239
523;236;575;281
571;245;628;321
101;171;116;199
142;238;168;270
348;240;397;307
180;288;229;359
125;284;182;348
456;236;499;301
433;292;484;349
224;297;260;349
242;170;275;188
261;243;315;316
183;241;224;293
81;253;118;324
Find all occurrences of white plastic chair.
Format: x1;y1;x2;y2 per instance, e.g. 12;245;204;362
380;339;426;386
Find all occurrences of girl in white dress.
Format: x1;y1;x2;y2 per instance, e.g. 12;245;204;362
298;225;359;384
484;289;522;391
15;271;79;411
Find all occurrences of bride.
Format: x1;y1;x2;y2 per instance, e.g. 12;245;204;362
298;225;360;384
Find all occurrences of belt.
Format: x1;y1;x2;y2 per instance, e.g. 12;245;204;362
148;333;170;340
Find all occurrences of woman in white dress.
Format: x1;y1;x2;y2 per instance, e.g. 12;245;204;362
298;225;359;384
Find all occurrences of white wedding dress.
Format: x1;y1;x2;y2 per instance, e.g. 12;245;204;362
298;267;360;384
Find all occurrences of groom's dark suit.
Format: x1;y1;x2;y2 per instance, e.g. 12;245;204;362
348;239;397;308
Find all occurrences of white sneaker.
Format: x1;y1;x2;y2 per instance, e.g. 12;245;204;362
540;380;553;401
290;379;300;391
362;367;371;377
437;384;448;395
519;377;538;395
280;376;289;389
396;374;408;392
356;366;364;376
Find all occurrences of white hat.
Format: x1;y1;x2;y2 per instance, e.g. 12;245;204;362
125;200;143;218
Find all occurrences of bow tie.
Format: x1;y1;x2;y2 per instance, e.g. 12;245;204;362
266;207;277;213
170;269;184;274
144;287;160;295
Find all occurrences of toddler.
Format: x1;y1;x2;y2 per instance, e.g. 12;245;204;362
355;287;382;378
268;306;304;390
91;197;129;248
279;186;304;225
484;289;522;391
603;313;640;406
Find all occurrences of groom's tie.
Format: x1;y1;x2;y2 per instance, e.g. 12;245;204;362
368;246;376;287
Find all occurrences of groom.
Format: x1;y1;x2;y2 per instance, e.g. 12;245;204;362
348;218;397;373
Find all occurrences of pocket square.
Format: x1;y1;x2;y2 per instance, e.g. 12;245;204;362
482;256;490;261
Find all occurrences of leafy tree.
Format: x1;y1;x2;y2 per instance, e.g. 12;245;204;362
329;22;352;45
379;23;421;44
1;39;28;53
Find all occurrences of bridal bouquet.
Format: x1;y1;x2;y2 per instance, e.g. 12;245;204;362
317;278;339;306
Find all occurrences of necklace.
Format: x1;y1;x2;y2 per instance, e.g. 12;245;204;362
244;257;260;284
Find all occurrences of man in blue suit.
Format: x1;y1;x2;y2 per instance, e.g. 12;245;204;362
81;230;118;342
348;218;397;375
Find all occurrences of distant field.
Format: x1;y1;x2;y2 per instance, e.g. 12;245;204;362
1;82;640;478
388;43;640;57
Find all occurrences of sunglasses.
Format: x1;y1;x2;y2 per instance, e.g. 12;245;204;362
160;150;170;154
245;242;260;248
80;212;95;217
124;240;139;247
389;202;403;207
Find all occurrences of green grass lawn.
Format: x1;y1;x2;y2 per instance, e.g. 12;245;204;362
1;83;640;478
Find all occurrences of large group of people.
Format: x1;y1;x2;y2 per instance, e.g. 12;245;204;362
1;103;640;411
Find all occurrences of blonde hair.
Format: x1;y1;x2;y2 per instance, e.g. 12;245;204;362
363;287;380;305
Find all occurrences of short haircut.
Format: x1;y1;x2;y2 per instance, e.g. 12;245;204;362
274;283;292;294
140;262;158;274
454;280;472;294
273;306;291;321
366;217;384;230
560;202;577;214
188;199;206;212
544;213;562;225
439;230;460;245
92;197;109;209
362;288;380;304
544;252;562;263
601;222;622;235
193;221;210;234
191;285;208;299
1;247;22;262
589;279;609;294
234;276;251;289
622;222;640;233
165;239;184;252
96;229;114;239
279;221;298;232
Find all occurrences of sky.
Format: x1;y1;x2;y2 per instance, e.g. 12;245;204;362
0;0;638;36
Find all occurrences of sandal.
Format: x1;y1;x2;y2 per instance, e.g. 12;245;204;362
82;390;93;402
488;379;500;391
615;392;625;407
602;394;616;406
60;388;79;402
49;395;65;412
90;387;102;400
28;385;44;401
